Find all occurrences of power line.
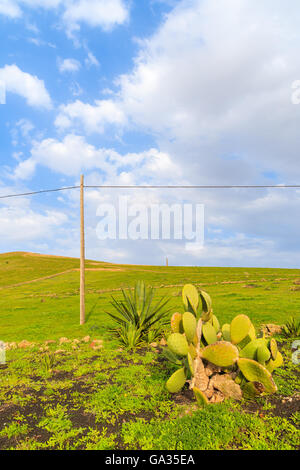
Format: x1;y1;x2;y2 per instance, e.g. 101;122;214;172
85;184;300;189
0;186;80;200
0;183;300;200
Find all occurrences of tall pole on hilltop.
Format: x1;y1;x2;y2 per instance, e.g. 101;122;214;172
80;174;85;325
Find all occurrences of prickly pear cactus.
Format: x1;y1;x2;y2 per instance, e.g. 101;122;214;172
162;284;283;408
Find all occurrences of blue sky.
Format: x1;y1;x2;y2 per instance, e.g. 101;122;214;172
1;0;300;267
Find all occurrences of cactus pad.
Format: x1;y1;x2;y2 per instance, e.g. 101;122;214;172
188;343;197;360
167;333;189;357
202;322;218;345
182;311;197;343
166;367;187;393
193;386;209;407
265;351;283;373
211;314;220;332
182;284;199;314
230;314;251;345
221;323;231;342
239;338;267;360
171;312;183;333
199;290;212;313
256;345;271;364
269;338;278;361
242;381;265;399
201;341;239;367
187;352;195;376
237;358;277;394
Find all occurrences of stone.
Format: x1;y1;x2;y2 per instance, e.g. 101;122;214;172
18;340;34;349
210;374;242;400
191;357;209;391
205;379;215;399
82;335;91;343
59;337;70;344
210;391;225;403
89;340;103;351
261;324;282;336
205;362;221;377
45;340;56;345
160;338;167;346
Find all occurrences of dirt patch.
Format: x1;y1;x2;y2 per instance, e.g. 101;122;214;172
22;252;78;260
74;268;125;272
242;393;300;422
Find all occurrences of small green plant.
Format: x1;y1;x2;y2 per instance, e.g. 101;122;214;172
281;316;300;338
163;284;283;406
107;280;172;349
41;352;56;373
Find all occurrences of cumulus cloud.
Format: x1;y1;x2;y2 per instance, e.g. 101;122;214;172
114;0;300;182
0;205;67;242
62;0;129;35
12;134;180;182
0;0;22;18
85;51;100;68
0;64;52;109
58;58;81;73
55;99;126;133
0;0;129;36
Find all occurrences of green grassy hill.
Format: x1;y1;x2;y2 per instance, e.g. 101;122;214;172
0;252;299;451
0;251;300;342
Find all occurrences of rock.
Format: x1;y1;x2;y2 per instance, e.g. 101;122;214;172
54;349;65;355
205;362;221;377
150;342;158;348
160;338;167;346
261;324;282;336
45;340;56;345
89;340;103;351
210;374;242;400
59;337;70;344
205;379;215;398
191;357;209;391
82;335;90;343
18;340;34;349
6;342;17;350
210;391;225;403
72;339;80;344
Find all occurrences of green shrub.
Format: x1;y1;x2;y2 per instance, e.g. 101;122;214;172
107;280;172;349
281;316;300;338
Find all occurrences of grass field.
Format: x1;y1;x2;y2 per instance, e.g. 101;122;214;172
0;251;299;450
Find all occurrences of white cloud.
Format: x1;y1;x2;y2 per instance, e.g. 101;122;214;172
0;0;129;36
15;119;34;137
0;64;52;109
62;0;129;35
0;206;67;242
58;58;81;73
11;134;180;183
0;0;21;18
85;51;100;68
55;99;126;133
115;0;300;181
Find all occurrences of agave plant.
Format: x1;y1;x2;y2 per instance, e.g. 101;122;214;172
281;316;300;338
107;280;172;349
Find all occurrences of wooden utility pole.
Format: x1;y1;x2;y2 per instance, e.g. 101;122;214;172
166;257;168;267
80;174;85;325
